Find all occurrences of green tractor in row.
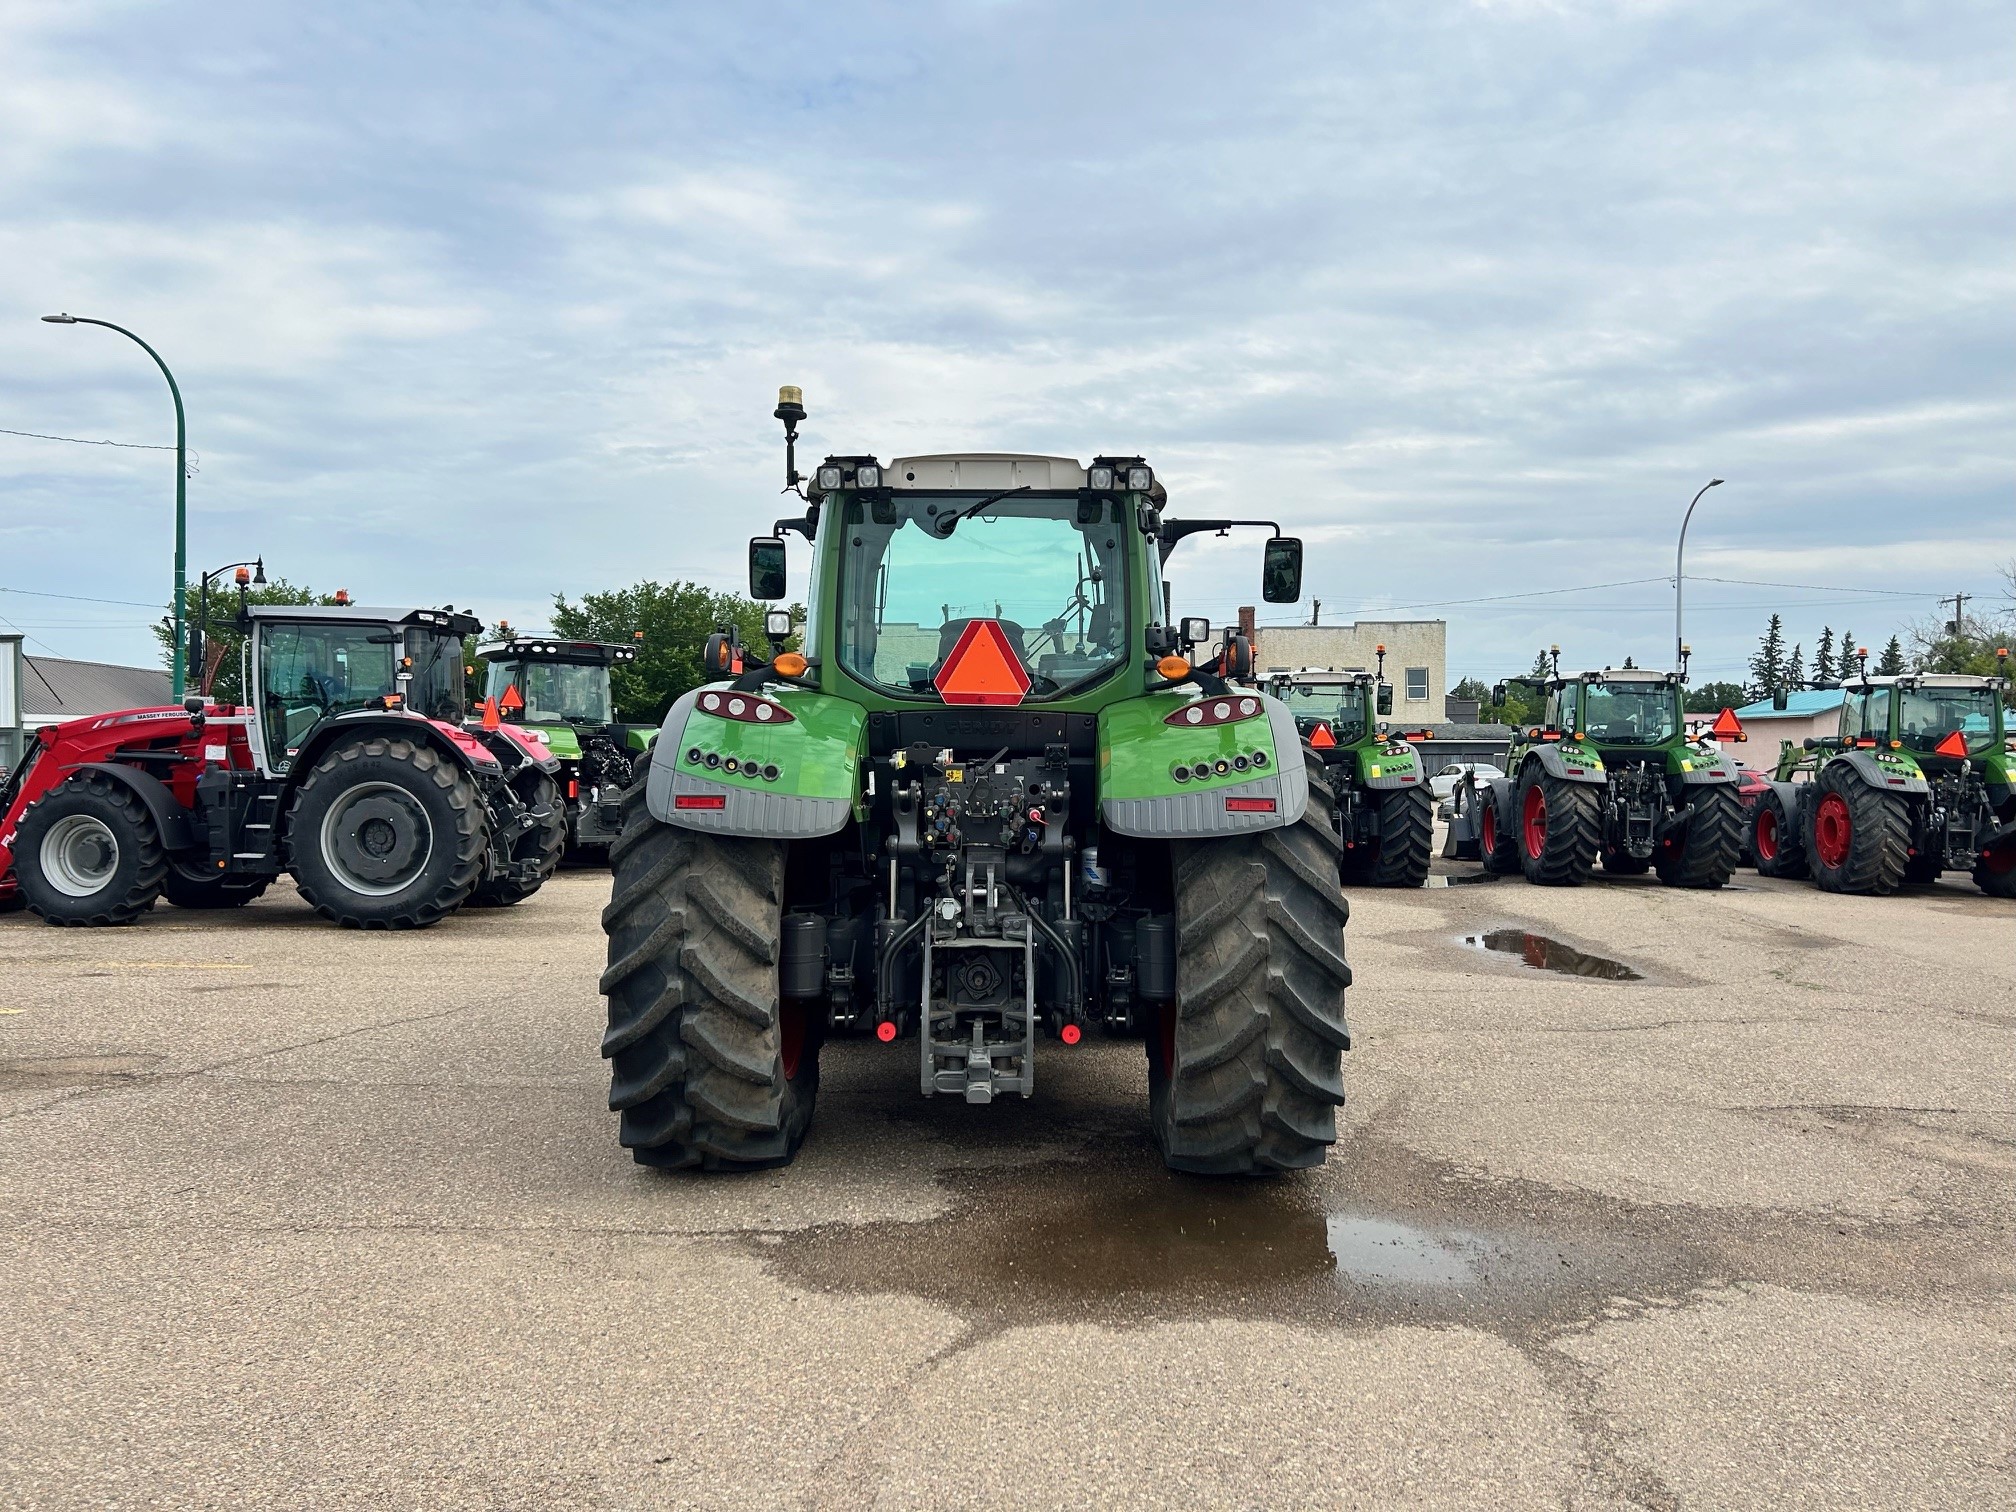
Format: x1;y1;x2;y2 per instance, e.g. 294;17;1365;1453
1265;655;1435;887
598;390;1351;1175
1749;656;2014;897
475;633;654;861
1447;655;1742;887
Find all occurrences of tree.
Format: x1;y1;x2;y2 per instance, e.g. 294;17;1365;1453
1748;614;1788;701
1450;677;1491;703
1813;626;1836;684
551;580;788;722
152;579;339;703
1785;643;1804;689
1621;655;1637;669
1876;635;1906;676
1684;680;1749;714
1837;629;1858;680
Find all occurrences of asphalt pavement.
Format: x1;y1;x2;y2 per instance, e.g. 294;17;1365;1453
1;852;2009;1509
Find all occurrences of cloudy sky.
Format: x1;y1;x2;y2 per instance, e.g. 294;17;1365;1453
2;0;2010;688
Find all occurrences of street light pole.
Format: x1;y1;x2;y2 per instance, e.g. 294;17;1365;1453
1673;477;1724;674
193;557;265;697
42;313;190;699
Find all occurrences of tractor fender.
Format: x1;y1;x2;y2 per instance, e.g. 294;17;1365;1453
1356;745;1427;792
1521;744;1606;784
471;722;562;775
1100;693;1308;838
1826;749;1930;796
69;762;199;853
1675;751;1739;786
645;683;859;838
290;712;503;783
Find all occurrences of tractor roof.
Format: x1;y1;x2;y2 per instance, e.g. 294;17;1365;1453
884;453;1169;503
1852;673;2004;690
477;636;638;665
244;604;481;636
1274;667;1375;684
1571;668;1675;684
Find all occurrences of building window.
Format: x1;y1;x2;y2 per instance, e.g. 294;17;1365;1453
1405;666;1429;701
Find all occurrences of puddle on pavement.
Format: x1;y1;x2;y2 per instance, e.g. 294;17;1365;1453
755;1135;1708;1333
1462;929;1643;981
0;1053;163;1089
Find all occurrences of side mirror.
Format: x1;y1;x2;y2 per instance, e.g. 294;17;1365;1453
1376;684;1394;716
1772;689;1789;712
1261;536;1303;603
749;537;787;601
1491;682;1507;705
1179;616;1211;647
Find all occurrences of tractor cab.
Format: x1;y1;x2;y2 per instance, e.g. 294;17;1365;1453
475;634;646;859
1836;674;2007;766
244;604;479;776
478;636;638;729
1266;667;1392;748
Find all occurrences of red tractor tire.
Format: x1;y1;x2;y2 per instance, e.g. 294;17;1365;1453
1751;789;1808;880
1515;771;1597;886
12;771;167;926
1805;764;1911;896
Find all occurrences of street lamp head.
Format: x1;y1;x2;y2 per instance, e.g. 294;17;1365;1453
41;313;78;324
1708;478;1724;487
253;557;266;585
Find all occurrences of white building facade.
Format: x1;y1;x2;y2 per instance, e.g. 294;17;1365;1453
1240;614;1448;721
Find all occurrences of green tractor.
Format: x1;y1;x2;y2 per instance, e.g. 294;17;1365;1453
1748;655;2014;896
599;389;1351;1175
1264;656;1434;888
475;633;653;861
1447;655;1742;887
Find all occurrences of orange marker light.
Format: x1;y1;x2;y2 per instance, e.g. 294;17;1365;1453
1156;654;1191;681
773;651;808;677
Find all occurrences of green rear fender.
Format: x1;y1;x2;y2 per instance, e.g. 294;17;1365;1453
644;683;864;837
1098;689;1307;837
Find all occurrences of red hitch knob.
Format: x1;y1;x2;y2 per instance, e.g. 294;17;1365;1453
1060;1023;1082;1046
875;1021;898;1043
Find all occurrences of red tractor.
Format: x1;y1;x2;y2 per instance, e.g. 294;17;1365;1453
0;602;564;928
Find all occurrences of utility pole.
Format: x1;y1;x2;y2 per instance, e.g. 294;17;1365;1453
1673;477;1724;674
1944;592;1970;635
42;314;190;699
1309;598;1320;627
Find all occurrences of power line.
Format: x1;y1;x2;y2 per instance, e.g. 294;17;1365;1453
0;425;176;451
0;585;161;608
1687;575;1944;599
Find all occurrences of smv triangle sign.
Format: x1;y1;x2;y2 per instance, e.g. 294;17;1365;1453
935;619;1032;707
1934;730;1969;759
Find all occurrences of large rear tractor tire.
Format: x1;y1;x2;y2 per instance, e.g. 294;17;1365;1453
1806;764;1911;895
13;772;166;926
1349;784;1432;888
1972;827;2016;899
1751;789;1808;879
1515;771;1598;886
1150;761;1352;1175
1656;784;1743;890
287;737;486;928
1475;785;1521;875
599;749;819;1171
467;767;566;907
162;863;271;910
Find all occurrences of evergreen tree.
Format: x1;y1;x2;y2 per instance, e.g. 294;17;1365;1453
1749;614;1787;699
1785;643;1804;689
1528;647;1552;679
1622;655;1637;669
1813;626;1836;683
1877;635;1907;676
1837;629;1859;680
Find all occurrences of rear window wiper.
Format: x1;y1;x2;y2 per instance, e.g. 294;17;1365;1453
937;485;1031;532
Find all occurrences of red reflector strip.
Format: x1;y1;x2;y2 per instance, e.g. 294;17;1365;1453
1224;797;1277;813
567;779;579;799
674;793;728;810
